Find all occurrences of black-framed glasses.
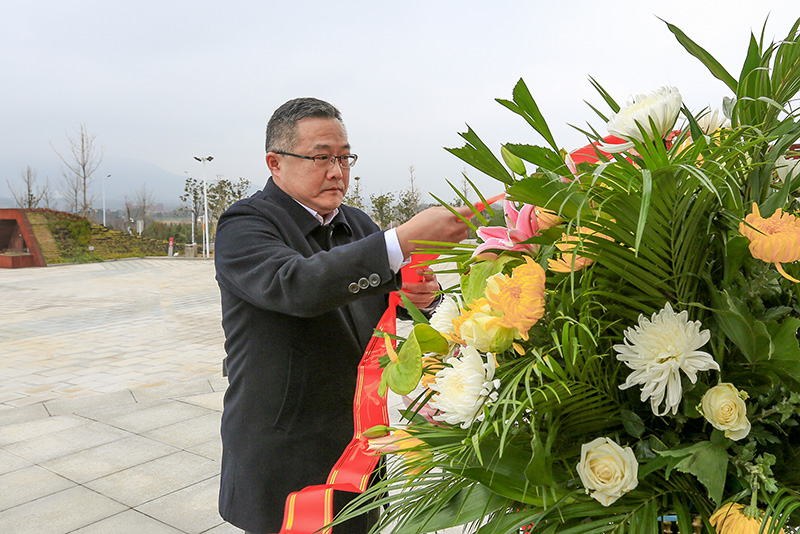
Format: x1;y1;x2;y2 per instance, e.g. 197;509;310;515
275;151;358;169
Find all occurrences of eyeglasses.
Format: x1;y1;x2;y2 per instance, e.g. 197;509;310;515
275;151;358;169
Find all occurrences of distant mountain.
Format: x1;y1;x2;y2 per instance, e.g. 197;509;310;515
2;157;188;211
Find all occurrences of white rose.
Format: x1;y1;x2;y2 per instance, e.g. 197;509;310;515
576;437;639;506
455;301;514;353
699;383;751;441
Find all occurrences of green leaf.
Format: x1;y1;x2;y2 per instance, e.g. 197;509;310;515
505;143;567;175
497;78;559;153
633;168;652;255
445;126;514;185
621;409;646;439
461;257;514;304
398;291;429;325
380;325;449;396
659;440;728;505
394;483;510;534
524;431;555;487
663;19;737;93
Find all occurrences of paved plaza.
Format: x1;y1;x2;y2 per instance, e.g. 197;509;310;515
0;258;237;534
0;258;454;534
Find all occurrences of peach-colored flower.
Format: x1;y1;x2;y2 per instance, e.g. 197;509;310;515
485;257;546;341
548;226;611;273
710;502;785;534
740;203;800;282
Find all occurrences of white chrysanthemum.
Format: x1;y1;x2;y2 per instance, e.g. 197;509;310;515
613;303;719;416
695;108;729;134
429;346;501;428
601;86;683;153
429;295;460;338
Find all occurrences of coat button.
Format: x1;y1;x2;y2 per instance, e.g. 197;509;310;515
358;277;370;289
368;273;381;287
348;282;360;293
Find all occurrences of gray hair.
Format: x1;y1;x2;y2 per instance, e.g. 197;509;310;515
265;97;344;153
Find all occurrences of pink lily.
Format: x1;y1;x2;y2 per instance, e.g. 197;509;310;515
473;200;541;259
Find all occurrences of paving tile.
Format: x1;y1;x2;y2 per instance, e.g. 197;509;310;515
0;403;50;427
85;450;219;507
41;435;179;484
4;421;132;463
101;400;212;433
186;437;222;461
131;380;214;402
0;486;126;534
180;390;225;411
0;465;75;511
203;523;244;534
202;522;245;533
70;509;184;534
0;415;87;446
138;475;224;533
0;449;32;475
43;389;137;416
144;411;221;450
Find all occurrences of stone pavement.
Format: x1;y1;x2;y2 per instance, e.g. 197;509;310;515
1;258;236;534
0;258;457;534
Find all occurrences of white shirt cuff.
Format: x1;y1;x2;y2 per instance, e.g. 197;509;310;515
384;228;408;273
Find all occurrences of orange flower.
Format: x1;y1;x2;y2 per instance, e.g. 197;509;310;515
709;502;785;534
485;257;546;341
740;203;800;282
420;356;445;388
548;226;611;273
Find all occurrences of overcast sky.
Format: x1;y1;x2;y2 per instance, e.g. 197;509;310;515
2;0;798;209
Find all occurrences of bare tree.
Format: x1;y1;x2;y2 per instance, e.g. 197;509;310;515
40;177;56;209
395;165;422;223
52;124;103;218
123;195;135;234
132;184;156;234
7;166;44;209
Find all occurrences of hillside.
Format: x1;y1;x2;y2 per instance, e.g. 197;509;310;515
25;209;183;264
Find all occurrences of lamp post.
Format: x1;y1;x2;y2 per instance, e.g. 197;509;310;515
193;156;213;258
102;174;111;227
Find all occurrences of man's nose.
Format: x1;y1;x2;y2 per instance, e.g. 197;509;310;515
327;161;344;179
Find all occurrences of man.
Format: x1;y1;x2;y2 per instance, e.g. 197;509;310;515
215;97;470;533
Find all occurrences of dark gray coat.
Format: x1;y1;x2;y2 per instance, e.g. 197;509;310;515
215;178;400;533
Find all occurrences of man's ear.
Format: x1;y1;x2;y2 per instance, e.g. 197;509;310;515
266;153;280;175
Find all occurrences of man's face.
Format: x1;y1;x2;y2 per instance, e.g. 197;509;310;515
268;117;350;216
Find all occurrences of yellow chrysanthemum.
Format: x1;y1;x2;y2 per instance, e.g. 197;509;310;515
740;203;800;282
548;226;611;273
709;503;785;534
485;257;546;340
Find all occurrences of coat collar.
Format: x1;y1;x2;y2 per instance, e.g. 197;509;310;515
262;177;353;237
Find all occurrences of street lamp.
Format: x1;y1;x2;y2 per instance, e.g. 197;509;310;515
193;155;213;258
102;174;111;227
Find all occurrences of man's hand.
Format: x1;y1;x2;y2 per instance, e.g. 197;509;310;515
399;266;439;310
396;205;472;258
